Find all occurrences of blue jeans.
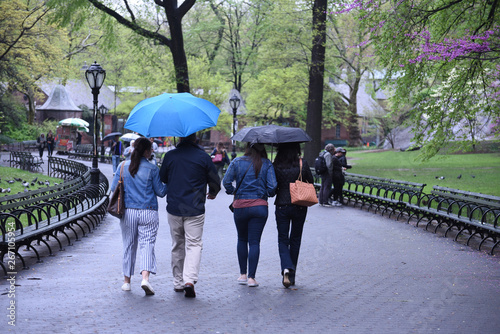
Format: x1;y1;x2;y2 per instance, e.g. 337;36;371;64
112;155;121;173
275;205;307;273
233;205;268;278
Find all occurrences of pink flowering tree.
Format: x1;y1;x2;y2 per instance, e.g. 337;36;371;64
334;0;500;158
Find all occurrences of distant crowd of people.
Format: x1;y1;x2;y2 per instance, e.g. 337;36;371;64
317;144;351;207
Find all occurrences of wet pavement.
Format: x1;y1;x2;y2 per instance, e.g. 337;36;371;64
1;151;499;333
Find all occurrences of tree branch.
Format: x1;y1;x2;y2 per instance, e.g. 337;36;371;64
123;0;136;21
178;0;196;18
87;0;171;47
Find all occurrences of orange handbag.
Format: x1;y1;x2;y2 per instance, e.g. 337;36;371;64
289;159;318;207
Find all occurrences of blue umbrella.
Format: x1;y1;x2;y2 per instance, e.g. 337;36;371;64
124;92;221;137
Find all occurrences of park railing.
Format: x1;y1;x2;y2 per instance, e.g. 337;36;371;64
0;157;109;275
310;168;500;255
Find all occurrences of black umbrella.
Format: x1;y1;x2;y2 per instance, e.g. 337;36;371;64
232;125;312;144
102;132;123;142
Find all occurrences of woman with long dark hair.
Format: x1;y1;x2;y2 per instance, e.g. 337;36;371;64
273;142;314;288
223;142;277;287
110;137;167;295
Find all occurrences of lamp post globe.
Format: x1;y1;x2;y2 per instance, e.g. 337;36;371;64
99;104;108;163
229;94;241;160
85;61;106;185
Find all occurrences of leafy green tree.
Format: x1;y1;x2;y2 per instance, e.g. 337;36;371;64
337;0;500;158
48;0;197;93
0;0;66;124
326;9;379;146
245;65;308;126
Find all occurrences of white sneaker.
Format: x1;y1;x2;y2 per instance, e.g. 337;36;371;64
121;283;131;291
332;201;342;207
141;279;155;295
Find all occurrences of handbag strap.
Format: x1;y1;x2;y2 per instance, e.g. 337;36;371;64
297;158;303;182
234;162;252;195
119;162;125;183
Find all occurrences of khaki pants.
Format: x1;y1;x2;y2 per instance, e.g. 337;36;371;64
168;213;205;288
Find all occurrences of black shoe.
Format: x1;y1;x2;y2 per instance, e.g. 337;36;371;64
184;283;196;298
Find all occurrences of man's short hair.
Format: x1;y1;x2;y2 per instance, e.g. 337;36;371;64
325;144;335;152
182;133;197;142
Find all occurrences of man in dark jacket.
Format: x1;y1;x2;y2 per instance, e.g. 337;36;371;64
330;149;345;206
319;144;335;207
159;133;220;298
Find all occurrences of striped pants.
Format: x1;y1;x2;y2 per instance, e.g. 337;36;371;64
120;208;159;277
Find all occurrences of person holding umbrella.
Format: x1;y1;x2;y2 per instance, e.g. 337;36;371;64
222;142;277;287
159;133;221;298
273;142;314;288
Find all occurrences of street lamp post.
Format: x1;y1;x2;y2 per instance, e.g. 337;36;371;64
229;94;241;160
99;104;108;163
85;61;106;185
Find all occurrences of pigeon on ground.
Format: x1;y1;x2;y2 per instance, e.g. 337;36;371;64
457;174;462;179
439;176;445;180
0;188;6;193
435;176;439;179
44;181;50;186
38;181;44;185
24;188;29;192
32;177;38;183
7;180;15;184
471;175;476;178
22;181;29;187
6;188;11;193
14;178;22;182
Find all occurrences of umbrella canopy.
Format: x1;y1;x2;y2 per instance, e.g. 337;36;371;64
124;92;221;138
120;133;141;142
102;132;123;142
58;118;89;128
232;125;312;144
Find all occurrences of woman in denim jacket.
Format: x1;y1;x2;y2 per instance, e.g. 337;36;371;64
110;137;167;295
273;143;314;288
223;142;277;287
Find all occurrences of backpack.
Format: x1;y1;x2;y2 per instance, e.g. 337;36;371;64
314;151;327;175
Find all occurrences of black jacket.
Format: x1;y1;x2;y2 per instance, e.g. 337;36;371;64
159;140;220;216
274;159;314;206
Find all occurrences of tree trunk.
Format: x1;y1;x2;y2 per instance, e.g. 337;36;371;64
304;0;327;165
167;12;190;93
347;78;361;146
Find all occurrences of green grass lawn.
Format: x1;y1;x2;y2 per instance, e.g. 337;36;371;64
0;166;63;197
346;150;500;196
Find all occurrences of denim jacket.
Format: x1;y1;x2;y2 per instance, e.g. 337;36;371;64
223;157;277;200
110;158;167;210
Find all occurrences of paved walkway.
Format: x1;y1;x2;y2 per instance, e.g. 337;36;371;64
1;151;500;333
